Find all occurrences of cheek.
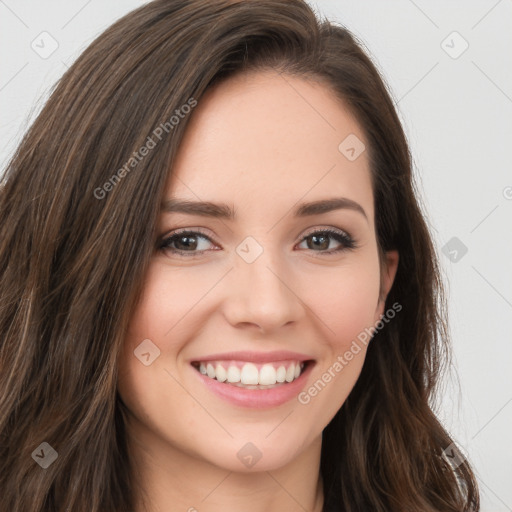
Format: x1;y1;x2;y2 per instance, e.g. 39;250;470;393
294;264;380;424
117;265;186;416
125;262;214;342
117;266;205;450
301;255;382;350
330;280;380;348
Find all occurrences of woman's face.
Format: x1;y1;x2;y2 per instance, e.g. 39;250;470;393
118;69;398;473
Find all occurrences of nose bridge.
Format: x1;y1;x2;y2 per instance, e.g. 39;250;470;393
224;235;302;330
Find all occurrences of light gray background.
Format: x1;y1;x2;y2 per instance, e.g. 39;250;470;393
1;1;511;510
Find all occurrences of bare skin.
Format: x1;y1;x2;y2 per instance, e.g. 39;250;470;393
117;69;399;512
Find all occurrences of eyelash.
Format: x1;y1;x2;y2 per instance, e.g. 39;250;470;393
158;227;357;258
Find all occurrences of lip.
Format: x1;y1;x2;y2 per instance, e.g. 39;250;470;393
189;350;312;364
191;358;315;409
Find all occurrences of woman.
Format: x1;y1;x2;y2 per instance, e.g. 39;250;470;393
0;0;480;510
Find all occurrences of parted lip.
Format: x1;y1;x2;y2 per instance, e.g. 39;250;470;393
190;350;314;364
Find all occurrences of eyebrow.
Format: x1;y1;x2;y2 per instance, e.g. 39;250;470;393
161;197;368;222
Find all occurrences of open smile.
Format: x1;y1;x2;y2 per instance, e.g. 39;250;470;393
190;352;315;408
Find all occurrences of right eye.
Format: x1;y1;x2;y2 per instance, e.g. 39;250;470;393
158;229;218;257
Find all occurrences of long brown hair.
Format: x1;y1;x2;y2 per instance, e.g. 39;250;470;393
0;1;479;510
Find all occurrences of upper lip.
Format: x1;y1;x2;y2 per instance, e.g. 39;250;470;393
190;350;314;364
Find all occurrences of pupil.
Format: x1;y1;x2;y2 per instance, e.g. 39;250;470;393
309;234;328;250
176;235;197;250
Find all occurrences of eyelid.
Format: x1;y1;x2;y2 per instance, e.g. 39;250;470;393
157;227;221;256
295;226;357;254
161;225;352;242
158;225;356;256
164;226;215;240
299;225;351;240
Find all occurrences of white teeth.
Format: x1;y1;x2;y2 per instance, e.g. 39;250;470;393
197;360;306;386
215;364;227;382
285;364;295;382
240;363;259;385
206;363;215;379
226;365;241;383
259;364;277;385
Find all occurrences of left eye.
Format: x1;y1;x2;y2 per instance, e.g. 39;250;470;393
297;229;355;253
158;228;355;256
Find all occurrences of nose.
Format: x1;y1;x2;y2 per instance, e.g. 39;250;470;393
222;247;304;333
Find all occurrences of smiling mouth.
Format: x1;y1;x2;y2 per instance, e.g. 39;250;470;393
191;360;312;389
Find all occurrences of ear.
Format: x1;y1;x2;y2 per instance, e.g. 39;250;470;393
374;249;399;321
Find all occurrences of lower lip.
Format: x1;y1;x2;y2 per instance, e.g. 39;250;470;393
192;362;314;409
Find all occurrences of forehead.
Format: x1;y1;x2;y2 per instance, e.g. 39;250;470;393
166;69;374;224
